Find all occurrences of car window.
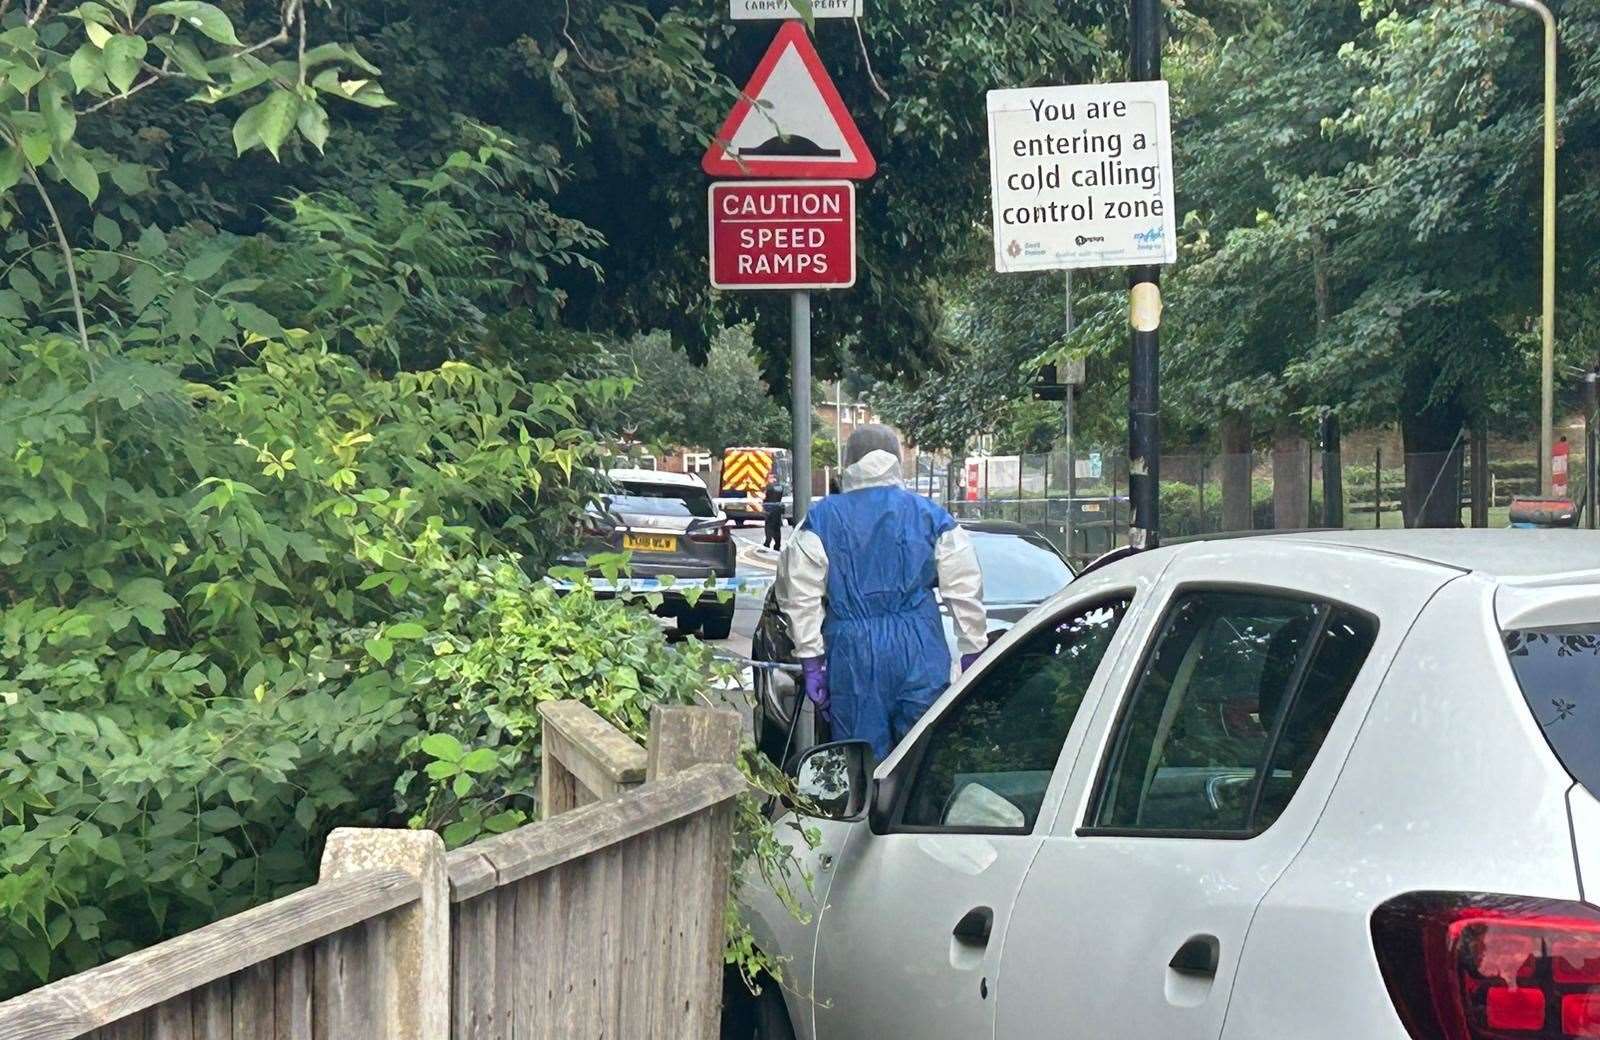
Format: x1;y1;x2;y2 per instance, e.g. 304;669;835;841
1505;626;1600;800
970;533;1074;605
610;482;716;518
901;596;1132;833
1091;591;1376;836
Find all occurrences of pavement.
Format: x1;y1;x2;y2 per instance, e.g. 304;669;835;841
723;524;778;659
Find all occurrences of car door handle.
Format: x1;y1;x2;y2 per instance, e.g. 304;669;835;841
1169;935;1220;978
953;906;994;947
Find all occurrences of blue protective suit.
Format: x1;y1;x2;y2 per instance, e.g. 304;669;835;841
778;451;987;761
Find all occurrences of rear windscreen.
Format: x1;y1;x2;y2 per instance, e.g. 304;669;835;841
1505;627;1600;793
612;483;715;518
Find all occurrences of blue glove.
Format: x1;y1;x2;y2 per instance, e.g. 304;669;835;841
960;652;982;673
800;657;829;717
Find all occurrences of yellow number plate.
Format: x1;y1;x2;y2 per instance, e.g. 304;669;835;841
624;533;679;553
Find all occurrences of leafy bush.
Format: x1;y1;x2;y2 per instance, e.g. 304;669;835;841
0;333;648;995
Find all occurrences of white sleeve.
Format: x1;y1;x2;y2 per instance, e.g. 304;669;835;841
777;528;829;659
936;526;987;655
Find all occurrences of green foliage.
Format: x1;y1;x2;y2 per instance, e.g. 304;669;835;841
604;328;789;454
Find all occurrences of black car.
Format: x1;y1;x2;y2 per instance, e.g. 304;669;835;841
749;520;1075;763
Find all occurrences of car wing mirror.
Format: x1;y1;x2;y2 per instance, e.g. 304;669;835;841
791;740;874;822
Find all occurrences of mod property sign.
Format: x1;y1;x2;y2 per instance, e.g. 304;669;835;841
987;81;1177;273
731;0;862;19
709;181;856;290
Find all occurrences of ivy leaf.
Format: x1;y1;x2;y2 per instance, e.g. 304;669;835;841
109;161;149;194
127;263;162;314
84;21;112;49
92;214;121;249
484;811;523;834
181;244;233;281
119;576;180;632
58;496;89;528
147;1;241;46
53;148;98;203
386;622;427;640
296;98;329;154
39;76;76;146
458;748;497;774
103;34;148;93
232;89;300;160
21;132;51;166
441;820;476;847
9;267;41;306
419;733;463;762
231;300;282;338
68;44;106;93
0;147;20;194
72;2;117;26
152;34;213;82
199;806;244;831
136;224;168;257
362;637;392;664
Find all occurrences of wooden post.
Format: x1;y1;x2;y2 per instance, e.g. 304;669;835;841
646;705;743;782
319;830;449;1040
646;706;742;1039
538;701;648;818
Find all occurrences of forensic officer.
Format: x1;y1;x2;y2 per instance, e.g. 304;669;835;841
777;425;986;760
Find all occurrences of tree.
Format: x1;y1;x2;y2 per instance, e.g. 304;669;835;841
1158;0;1600;526
608;327;790;454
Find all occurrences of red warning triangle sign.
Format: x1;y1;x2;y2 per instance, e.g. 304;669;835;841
702;22;877;180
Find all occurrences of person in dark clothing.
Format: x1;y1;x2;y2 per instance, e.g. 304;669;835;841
762;475;785;550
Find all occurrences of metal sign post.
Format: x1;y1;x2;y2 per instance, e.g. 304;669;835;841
791;291;813;521
1126;0;1163;550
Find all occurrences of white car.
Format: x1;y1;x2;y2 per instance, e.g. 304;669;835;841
729;530;1600;1040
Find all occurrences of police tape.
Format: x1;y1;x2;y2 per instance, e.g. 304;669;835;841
544;574;776;595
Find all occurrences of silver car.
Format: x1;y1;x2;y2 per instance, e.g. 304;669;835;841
729;530;1600;1040
558;469;737;639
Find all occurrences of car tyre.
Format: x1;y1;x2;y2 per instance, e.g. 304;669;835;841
721;976;796;1040
699;601;736;641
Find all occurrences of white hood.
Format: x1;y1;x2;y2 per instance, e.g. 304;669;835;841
841;449;903;492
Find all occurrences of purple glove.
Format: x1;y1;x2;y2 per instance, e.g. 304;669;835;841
800;657;829;717
960;652;982;673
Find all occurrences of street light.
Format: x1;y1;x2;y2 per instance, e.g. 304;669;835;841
1489;0;1558;495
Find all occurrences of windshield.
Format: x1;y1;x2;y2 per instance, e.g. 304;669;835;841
971;533;1073;605
1505;626;1600;796
608;482;716;518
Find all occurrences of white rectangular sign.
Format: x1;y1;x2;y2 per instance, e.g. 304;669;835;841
988;81;1177;272
731;0;862;19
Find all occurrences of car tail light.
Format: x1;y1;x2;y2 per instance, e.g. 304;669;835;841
1372;892;1600;1039
688;523;730;544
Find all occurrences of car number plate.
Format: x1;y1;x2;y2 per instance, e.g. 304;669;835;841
624;533;679;553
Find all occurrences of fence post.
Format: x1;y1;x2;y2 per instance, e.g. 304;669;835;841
645;706;742;1039
1198;459;1207;534
319;829;449;1040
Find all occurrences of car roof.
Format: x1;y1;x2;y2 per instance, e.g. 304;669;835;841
1081;529;1600;586
1267;529;1600;581
959;518;1035;537
606;468;710;489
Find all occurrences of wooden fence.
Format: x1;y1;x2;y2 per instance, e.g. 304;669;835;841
0;702;744;1040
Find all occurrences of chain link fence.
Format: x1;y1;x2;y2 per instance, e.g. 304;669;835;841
916;442;1589;566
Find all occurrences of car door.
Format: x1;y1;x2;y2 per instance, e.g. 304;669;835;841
808;572;1147;1040
995;543;1454;1039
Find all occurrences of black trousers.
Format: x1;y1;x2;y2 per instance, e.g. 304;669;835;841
763;511;783;549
